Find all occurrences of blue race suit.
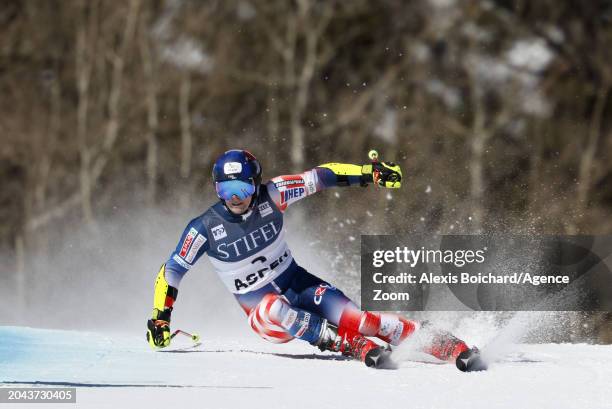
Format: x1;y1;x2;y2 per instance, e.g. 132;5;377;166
153;163;471;363
162;166;367;344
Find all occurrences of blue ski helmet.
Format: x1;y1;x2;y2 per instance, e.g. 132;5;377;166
212;149;262;203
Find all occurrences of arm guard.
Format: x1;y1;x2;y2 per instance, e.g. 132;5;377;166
317;162;402;188
152;264;178;323
316;163;373;187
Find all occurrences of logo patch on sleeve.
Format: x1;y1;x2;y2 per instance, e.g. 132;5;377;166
211;224;227;241
273;175;305;189
172;254;192;270
303;171;318;194
185;234;207;263
280;187;305;204
179;227;198;258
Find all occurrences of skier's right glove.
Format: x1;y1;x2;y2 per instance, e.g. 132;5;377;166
147;319;171;348
361;161;402;188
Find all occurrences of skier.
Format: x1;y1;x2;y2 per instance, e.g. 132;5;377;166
146;149;484;370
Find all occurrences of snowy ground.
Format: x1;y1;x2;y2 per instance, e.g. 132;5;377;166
1;326;611;409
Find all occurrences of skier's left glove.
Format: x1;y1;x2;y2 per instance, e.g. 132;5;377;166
147;319;171;348
362;162;402;188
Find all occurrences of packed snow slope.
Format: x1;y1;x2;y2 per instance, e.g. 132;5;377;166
1;326;611;409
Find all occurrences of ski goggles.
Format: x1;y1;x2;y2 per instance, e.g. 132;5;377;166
215;179;256;201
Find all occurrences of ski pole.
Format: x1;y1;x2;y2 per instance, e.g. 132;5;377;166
171;329;201;343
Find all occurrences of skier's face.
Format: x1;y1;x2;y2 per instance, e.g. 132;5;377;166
225;194;252;214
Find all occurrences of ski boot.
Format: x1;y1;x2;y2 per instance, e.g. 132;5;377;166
424;330;471;362
455;347;488;372
316;323;395;369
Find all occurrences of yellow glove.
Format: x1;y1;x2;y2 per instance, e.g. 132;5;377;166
362;161;402;188
147;319;171;348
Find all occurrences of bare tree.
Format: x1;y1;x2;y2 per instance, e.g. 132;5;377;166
91;0;141;184
75;1;96;225
140;8;160;205
179;72;193;208
576;84;610;216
